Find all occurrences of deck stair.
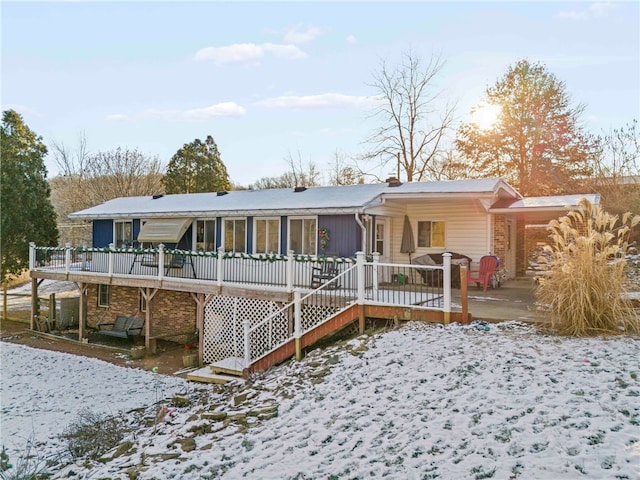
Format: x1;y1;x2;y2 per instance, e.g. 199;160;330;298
210;357;245;376
187;357;245;383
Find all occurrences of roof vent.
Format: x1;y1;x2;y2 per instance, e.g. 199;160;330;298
152;194;164;200
386;177;402;187
294;186;307;193
216;191;229;196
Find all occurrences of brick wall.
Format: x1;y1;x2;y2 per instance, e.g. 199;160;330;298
492;214;506;267
148;289;196;342
85;284;196;344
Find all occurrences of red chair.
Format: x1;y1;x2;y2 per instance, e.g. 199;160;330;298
467;255;499;291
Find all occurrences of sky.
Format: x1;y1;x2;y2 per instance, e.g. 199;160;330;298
2;1;639;187
2;320;639;478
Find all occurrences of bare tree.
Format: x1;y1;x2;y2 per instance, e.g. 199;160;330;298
327;150;364;186
424;147;476;181
49;138;165;245
364;50;456;182
250;150;323;189
586;120;640;217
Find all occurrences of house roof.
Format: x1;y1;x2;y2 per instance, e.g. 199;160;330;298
69;178;520;219
489;193;601;213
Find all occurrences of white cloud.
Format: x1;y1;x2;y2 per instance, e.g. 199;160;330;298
194;43;307;65
253;93;380;110
346;34;357;45
283;25;324;44
556;1;616;20
107;102;246;122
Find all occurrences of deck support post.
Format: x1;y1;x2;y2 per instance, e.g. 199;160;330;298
142;288;158;353
294;290;302;360
443;253;452;324
77;282;88;341
243;318;251;369
286;250;294;293
65;243;72;274
460;265;469;324
29;242;36;270
371;252;380;302
108;243;115;276
157;244;165;280
356;251;366;333
216;247;224;287
30;277;38;330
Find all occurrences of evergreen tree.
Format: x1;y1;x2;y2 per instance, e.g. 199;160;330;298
1;110;59;278
163;135;232;194
456;59;598;196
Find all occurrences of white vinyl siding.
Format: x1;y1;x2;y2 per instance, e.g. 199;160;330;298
389;200;491;264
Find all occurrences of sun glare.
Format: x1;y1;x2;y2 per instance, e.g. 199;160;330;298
471;102;501;130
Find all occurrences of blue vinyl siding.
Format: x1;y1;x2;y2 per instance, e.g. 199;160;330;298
93;220;112;248
318;215;360;257
215;217;222;249
133;219;141;244
246;216;253;254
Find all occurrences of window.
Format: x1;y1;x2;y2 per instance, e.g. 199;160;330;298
114;221;133;248
195;220;216;251
417;221;445;248
224;219;246;253
289;218;317;255
375;222;385;255
255;218;280;254
98;284;109;308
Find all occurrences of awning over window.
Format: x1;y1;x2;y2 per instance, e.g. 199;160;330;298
137;218;192;244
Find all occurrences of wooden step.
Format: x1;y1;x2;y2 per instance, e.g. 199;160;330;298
210;357;245;376
187;366;242;384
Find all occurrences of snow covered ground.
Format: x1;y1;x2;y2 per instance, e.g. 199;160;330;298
1;321;639;479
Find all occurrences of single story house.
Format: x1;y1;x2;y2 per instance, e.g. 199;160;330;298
30;177;599;373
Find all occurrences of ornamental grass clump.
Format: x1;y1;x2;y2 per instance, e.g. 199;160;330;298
536;198;640;336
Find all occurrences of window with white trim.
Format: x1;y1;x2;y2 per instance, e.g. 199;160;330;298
289;217;317;255
195;220;216;251
417;221;445;248
255;218;280;254
375;222;385;255
224;218;246;253
98;284;110;308
114;221;133;248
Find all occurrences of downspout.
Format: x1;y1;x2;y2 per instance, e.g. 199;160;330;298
355;213;367;254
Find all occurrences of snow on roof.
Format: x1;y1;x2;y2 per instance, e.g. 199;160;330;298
69;178;515;219
490;193;601;212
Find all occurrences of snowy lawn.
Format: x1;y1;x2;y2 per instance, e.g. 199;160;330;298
2;321;639;479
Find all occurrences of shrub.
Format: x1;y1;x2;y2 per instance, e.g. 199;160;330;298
60;409;127;460
0;440;50;480
536;198;640;336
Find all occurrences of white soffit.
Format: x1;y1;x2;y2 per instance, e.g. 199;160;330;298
137;218;192;243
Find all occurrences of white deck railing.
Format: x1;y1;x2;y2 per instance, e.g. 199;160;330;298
30;243;452;369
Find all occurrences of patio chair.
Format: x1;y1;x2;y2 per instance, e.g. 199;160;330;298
467;255;499;292
310;262;340;289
